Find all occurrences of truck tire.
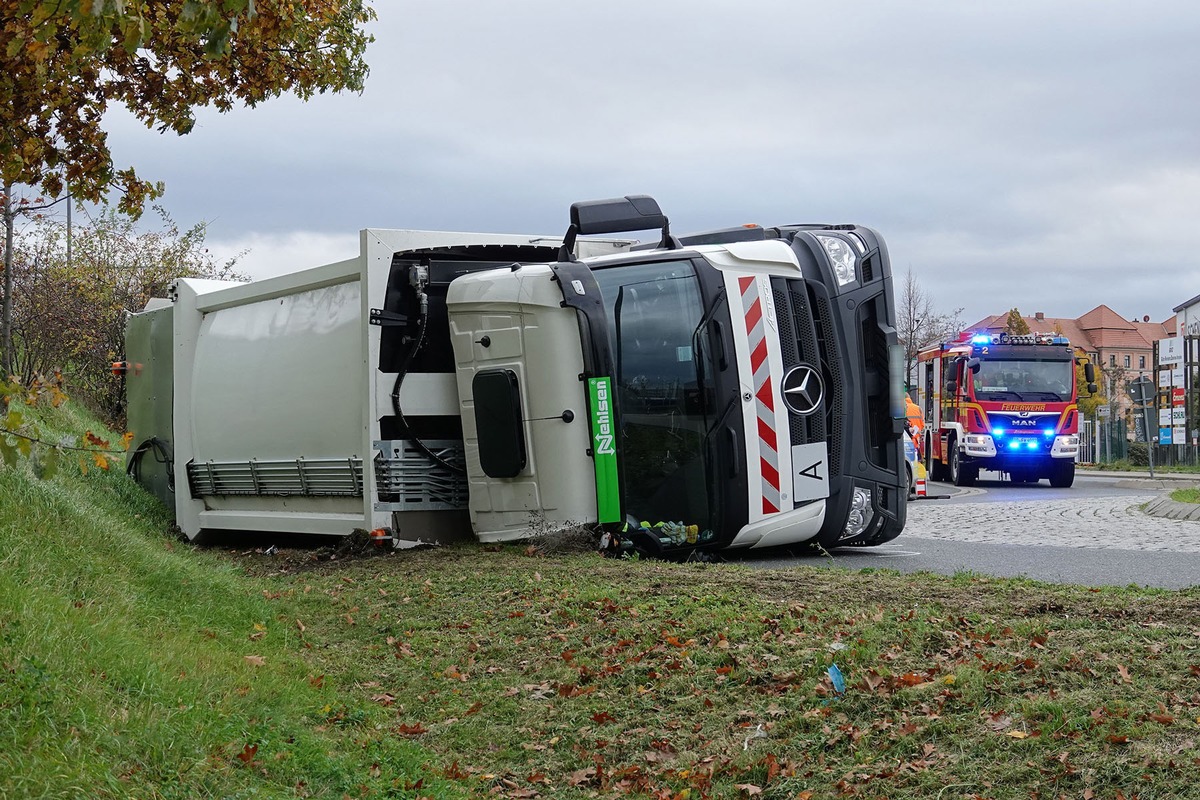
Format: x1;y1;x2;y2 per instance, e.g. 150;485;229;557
1049;461;1075;488
949;441;977;487
926;433;949;482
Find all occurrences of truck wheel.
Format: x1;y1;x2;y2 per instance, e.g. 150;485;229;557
926;434;949;482
1049;462;1075;488
950;442;976;487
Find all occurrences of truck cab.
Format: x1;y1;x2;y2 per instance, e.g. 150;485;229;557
442;196;907;553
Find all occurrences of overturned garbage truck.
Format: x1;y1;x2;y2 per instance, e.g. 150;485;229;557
123;196;907;555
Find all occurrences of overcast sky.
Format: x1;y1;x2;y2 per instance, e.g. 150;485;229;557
102;0;1200;330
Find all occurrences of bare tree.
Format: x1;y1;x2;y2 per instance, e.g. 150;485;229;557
897;267;964;389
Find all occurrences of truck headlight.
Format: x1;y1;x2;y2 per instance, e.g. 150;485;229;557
815;234;858;287
841;486;872;541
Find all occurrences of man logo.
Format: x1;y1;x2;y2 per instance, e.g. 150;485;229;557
782;364;824;416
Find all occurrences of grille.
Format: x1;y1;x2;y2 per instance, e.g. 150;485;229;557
374;439;468;511
812;290;844;478
187;457;363;498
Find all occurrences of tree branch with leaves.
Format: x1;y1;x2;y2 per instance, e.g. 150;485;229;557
1;1;376;216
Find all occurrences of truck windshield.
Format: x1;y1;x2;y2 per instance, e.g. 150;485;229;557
593;260;712;529
971;359;1074;402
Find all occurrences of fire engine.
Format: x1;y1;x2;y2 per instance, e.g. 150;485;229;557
916;332;1097;487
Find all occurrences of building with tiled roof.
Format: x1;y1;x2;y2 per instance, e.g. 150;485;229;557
967;305;1175;382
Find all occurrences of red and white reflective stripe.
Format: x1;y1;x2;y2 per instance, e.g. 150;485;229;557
738;276;781;515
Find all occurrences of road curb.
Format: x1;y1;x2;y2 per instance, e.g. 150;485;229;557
1144;495;1200;521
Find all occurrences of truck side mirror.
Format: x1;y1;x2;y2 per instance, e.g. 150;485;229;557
1087;382;1098;394
965;357;981;374
1084;362;1096;384
944;379;958;396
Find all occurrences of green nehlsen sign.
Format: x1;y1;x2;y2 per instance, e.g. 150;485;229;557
587;377;621;523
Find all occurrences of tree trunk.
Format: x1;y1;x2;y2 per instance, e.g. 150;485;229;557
2;183;13;377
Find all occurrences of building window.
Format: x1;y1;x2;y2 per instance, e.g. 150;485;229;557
1139;355;1146;369
1109;354;1116;366
1124;355;1131;368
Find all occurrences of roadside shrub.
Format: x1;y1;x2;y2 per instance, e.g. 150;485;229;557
1128;442;1149;466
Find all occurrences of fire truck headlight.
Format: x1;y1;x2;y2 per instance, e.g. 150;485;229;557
815;234;858;286
962;434;996;457
1052;435;1079;457
841;487;872;541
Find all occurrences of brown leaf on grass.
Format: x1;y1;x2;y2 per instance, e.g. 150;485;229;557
592;711;617;724
243;655;265;667
295;619;306;634
1117;664;1132;684
371;693;396;707
443;760;469;779
397;722;428;736
465;701;484;716
1107;734;1130;744
568;767;597;786
307;674;324;688
736;784;763;796
235;743;258;763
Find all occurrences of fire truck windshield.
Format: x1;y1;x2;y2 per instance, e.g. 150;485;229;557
971;358;1074;402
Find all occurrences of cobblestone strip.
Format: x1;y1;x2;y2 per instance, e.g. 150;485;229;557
904;495;1200;552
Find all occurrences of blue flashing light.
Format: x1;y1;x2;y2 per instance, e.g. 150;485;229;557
1008;441;1020;450
992;428;1005;438
1042;429;1055;437
971;334;991;345
1026;441;1038;450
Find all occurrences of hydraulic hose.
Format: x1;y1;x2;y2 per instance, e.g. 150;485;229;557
390;291;466;475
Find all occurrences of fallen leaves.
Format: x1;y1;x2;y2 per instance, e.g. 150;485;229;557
243;655;265;667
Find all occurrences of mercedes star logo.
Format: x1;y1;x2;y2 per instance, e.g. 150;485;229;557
781;364;824;416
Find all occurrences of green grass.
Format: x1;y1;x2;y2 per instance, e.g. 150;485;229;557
1170;487;1200;504
5;401;1200;799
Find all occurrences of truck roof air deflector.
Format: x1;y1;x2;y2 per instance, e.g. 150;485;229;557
558;194;678;261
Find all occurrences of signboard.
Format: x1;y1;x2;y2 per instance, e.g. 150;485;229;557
1174;426;1187;443
1159;367;1185;387
1160;427;1172;444
587;377;622;524
1158;337;1183;368
1127;376;1155;404
1159;408;1172;426
1174;408;1187;424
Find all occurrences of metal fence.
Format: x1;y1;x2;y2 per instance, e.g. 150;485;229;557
1080;415;1200;466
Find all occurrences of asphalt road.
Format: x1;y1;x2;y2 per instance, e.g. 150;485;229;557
734;471;1200;589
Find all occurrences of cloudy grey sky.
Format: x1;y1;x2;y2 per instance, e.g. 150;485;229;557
103;0;1200;329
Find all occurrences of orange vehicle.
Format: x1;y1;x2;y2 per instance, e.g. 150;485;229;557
915;332;1097;487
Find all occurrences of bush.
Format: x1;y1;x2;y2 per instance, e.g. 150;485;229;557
1128;442;1149;466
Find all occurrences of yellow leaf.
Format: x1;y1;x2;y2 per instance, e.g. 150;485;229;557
244;655;266;667
1006;730;1029;739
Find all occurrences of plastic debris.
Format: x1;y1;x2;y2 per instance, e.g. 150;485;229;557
264;545;277;556
827;664;846;696
742;723;768;751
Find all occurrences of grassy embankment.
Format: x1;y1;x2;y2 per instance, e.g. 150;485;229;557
3;400;1200;799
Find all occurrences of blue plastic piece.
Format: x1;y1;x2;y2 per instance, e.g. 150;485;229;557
828;664;846;695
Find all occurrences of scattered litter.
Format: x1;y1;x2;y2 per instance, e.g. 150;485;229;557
828;642;847;652
742;723;767;750
264;545;277;556
827;664;846;696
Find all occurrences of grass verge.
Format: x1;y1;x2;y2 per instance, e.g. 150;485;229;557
3;401;1200;799
1169;487;1200;504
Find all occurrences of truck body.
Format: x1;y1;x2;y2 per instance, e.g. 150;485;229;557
916;332;1095;487
124;196;907;554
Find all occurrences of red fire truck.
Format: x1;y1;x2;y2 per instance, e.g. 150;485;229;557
916;332;1097;487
